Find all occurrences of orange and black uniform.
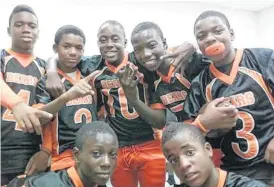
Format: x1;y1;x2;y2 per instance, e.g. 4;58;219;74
78;52;166;187
176;169;269;187
1;49;46;183
183;48;274;185
7;167;107;187
153;53;222;167
36;68;98;171
153;52;210;121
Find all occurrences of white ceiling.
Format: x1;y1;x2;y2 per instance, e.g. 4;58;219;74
202;1;274;11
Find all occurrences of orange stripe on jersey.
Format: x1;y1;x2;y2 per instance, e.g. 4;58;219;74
6;48;35;67
67;166;84;187
210;49;243;85
150;103;166;110
106;52;128;74
51;116;60;155
51;149;75;171
57;68;81;85
217;169;227;187
206;78;217;102
170;104;183;113
157;65;175;83
175;73;191;89
42;122;53;154
239;67;274;109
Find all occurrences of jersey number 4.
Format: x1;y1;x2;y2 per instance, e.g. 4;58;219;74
231;111;259;160
2;89;30;131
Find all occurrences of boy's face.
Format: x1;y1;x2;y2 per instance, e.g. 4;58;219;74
75;132;118;186
8;11;38;52
131;28;166;71
54;33;84;69
97;24;126;65
163;133;213;187
194;16;234;62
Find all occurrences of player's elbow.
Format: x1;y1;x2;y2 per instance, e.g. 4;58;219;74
151;115;166;129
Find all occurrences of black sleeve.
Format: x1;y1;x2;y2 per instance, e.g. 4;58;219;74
248;48;274;95
227;172;269;187
77;55;104;76
264;50;274;95
184;52;211;81
183;76;207;120
1;49;6;74
36;76;52;104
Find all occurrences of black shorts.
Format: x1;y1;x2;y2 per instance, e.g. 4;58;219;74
229;162;274;185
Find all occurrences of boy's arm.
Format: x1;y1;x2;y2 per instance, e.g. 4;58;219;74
37;73;97;125
261;49;274;95
1;73;52;135
183;79;238;132
45;54;65;98
161;41;197;74
24;121;52;176
118;64;166;129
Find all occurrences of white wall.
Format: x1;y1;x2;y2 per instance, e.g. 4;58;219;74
256;5;274;49
0;0;260;59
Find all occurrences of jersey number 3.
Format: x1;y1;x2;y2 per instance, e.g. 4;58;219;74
2;89;30;131
231;111;259;160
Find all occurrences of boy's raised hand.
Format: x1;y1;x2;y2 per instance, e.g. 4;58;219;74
63;70;99;102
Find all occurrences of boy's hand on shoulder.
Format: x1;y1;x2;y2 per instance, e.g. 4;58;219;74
46;71;65;99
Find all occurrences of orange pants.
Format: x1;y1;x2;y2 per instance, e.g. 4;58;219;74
51;149;75;171
111;139;166;187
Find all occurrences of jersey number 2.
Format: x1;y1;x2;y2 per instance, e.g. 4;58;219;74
74;108;92;124
2;89;31;131
231;111;259;160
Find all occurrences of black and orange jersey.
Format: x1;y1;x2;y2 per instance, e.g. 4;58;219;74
176;169;268;187
77;52;161;147
1;49;46;174
183;48;274;170
7;167;107;187
92;54;162;147
153;52;210;121
36;68;98;155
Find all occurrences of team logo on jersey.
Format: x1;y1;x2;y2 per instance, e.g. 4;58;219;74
101;79;121;89
160;91;188;105
6;72;39;86
66;95;93;106
229;91;255;108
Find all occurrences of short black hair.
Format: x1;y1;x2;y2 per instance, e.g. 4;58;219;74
54;25;86;45
9;4;37;26
97;20;125;38
131;21;164;43
75;121;118;151
194;10;230;32
162;122;205;146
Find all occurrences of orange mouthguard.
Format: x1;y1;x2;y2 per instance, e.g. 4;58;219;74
205;43;225;56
